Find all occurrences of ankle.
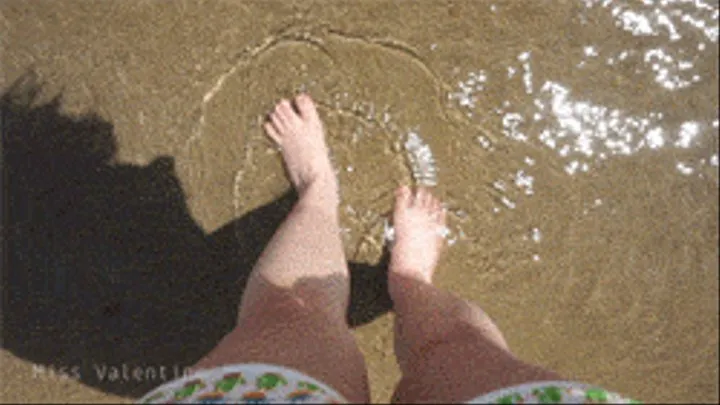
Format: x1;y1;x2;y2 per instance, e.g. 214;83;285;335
297;179;340;209
388;264;433;288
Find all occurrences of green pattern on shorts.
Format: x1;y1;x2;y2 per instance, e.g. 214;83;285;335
139;364;640;405
481;382;639;404
214;372;246;393
173;379;206;400
137;364;345;404
533;386;563;403
256;372;288;390
497;393;524;404
586;387;609;402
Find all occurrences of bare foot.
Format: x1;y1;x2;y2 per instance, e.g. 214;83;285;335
389;186;446;285
264;94;338;199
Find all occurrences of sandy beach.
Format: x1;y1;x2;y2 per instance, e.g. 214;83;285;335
1;1;718;403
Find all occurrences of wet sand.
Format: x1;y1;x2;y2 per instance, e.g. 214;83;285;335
1;0;718;403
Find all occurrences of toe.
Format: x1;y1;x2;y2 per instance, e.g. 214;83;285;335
264;122;281;145
437;206;447;226
432;198;445;223
418;188;432;209
295;93;320;122
426;191;437;210
277;99;300;124
432;198;441;212
395;185;412;208
413;187;425;208
270;110;287;133
410;187;421;207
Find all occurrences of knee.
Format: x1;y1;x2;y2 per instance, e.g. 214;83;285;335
407;323;514;379
265;277;347;314
448;302;509;351
239;293;313;329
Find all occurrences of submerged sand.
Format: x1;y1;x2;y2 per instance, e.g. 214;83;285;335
1;1;718;403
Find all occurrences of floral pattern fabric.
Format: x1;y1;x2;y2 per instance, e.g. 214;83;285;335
468;380;639;404
137;363;345;404
138;364;639;404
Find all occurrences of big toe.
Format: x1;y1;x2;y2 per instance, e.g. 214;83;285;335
295;93;320;123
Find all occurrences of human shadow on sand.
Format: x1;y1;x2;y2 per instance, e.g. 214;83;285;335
1;72;392;398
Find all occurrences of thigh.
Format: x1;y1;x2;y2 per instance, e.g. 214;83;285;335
392;323;561;404
193;291;370;403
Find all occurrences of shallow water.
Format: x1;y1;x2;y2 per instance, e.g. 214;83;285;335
1;0;718;403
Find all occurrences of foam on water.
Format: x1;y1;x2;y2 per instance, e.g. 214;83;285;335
514;170;535;196
404;131;438;187
676;161;695;175
519;51;534;95
448;69;487;111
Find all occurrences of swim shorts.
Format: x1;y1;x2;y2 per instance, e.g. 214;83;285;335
138;364;345;404
138;363;638;404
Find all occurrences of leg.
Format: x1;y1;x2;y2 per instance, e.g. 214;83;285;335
388;187;561;403
192;94;369;403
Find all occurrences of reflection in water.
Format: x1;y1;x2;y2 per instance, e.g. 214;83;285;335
584;0;718;90
449;0;718;179
535;80;667;173
437;0;718;262
519;51;533;95
588;0;718;42
449;69;486;110
513;169;535;196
